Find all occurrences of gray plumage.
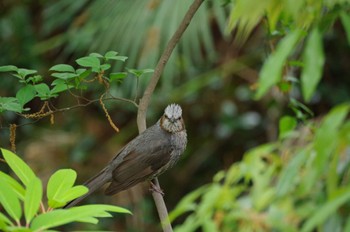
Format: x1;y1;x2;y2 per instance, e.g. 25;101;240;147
64;104;187;208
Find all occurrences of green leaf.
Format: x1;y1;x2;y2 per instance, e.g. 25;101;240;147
51;72;77;80
100;64;111;71
110;72;127;81
1;148;36;187
314;104;350;171
35;83;52;100
49;64;75;73
301;28;325;102
255;29;302;99
0;171;25;200
18;68;37;78
278;116;297;139
0;181;22;222
0;97;22;113
25;177;43;224
16;85;36;106
30;205;131;231
0;65;18;72
104;51;118;58
27;75;43;84
60;186;88;203
340;11;350;45
0;211;13;227
127;68;154;78
47;169;78;208
276;149;309;196
301;188;350;232
50;81;73;94
76;56;100;69
89;52;104;58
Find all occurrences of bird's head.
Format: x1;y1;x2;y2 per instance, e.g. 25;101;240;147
160;104;185;133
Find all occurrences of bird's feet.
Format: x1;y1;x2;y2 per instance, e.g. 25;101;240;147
149;181;164;196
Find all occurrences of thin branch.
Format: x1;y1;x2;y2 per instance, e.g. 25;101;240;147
136;0;204;231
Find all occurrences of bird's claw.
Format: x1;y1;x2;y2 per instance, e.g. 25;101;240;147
149;182;164;196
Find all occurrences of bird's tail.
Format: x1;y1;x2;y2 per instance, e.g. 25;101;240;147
63;167;110;209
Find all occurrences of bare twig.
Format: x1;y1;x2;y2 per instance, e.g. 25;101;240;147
136;0;204;231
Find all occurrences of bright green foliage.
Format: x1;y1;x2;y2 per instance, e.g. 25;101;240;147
0;148;131;232
0;51;151;114
227;0;350;101
171;103;350;232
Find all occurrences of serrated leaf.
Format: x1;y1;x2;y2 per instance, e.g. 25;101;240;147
0;65;18;72
301;28;325;102
255;29;302;99
16;85;36;106
49;64;75;73
0;171;25;200
1;149;36;186
76;56;100;69
0;181;22;222
25;177;43;224
30;205;131;231
110;72;127;81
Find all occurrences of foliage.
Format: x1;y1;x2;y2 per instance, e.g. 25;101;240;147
228;0;350;102
170;103;350;232
0;148;131;232
0;51;152;114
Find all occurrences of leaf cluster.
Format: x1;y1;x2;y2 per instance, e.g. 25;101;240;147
171;103;350;232
0;148;131;232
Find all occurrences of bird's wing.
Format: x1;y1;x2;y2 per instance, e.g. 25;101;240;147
105;137;173;195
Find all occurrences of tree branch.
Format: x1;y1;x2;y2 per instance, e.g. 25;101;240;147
136;0;204;231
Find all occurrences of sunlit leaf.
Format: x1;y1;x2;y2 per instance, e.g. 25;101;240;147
301;28;325;102
1;149;36;186
24;177;43;224
0;181;22;222
255;29;303;99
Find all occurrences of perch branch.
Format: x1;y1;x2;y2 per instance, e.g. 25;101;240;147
136;0;204;231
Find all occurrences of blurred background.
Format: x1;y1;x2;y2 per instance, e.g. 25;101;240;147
1;0;349;231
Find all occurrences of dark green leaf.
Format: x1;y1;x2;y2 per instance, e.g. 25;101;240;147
1;149;36;187
255;29;302;99
301;28;325;102
50;81;73;94
0;65;18;72
24;177;43;224
49;64;75;73
16;85;36;106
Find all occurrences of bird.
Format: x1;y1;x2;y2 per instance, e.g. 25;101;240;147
64;104;187;208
